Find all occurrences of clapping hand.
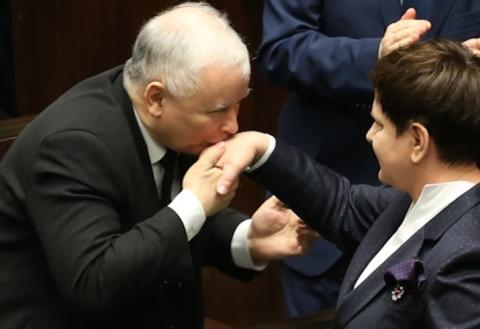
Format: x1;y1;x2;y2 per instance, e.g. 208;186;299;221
248;196;319;265
379;8;431;58
463;38;480;56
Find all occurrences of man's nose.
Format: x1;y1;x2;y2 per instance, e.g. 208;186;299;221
222;109;239;135
365;125;373;143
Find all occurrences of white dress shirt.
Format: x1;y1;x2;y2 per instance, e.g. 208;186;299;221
133;109;263;270
354;181;475;288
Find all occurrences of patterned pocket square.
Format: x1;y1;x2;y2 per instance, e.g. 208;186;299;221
384;258;426;302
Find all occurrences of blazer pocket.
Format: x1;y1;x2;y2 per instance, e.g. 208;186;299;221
442;10;480;38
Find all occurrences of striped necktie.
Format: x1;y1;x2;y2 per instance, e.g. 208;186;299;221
402;0;433;19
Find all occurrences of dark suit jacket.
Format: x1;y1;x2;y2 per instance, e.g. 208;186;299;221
250;141;480;328
0;67;254;329
257;0;480;280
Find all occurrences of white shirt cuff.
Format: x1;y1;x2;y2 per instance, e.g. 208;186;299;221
231;219;267;271
245;134;276;172
168;189;206;241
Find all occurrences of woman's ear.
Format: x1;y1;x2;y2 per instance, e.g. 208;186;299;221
144;81;166;117
410;122;430;164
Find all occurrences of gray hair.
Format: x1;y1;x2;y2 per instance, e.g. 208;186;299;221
123;2;250;98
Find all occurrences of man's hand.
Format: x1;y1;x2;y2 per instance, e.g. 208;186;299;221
183;142;238;217
463;38;480;56
379;8;431;58
248;196;319;264
215;131;271;195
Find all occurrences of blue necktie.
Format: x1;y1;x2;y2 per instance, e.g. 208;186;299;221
402;0;433;19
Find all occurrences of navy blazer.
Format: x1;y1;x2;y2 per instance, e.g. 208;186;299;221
258;0;480;277
0;67;254;329
251;141;480;328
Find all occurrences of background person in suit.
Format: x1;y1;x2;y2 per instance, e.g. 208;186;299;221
257;0;480;316
218;39;480;328
0;3;313;329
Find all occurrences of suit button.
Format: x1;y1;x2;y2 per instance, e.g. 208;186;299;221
177;282;183;289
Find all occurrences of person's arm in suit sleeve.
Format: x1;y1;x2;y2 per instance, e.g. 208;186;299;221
27;131;202;316
249;140;398;254
217;132;399;254
257;0;381;100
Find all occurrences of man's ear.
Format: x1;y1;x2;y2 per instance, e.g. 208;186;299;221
144;81;166;117
410;122;430;164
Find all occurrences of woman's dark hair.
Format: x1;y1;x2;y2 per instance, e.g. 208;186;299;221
372;39;480;166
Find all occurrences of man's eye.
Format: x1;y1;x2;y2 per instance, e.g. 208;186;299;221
211;107;229;114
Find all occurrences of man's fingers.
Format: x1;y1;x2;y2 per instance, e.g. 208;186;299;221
266;195;285;209
463;38;480;48
300;229;320;241
389;20;431;37
217;163;243;195
463;38;480;56
471;49;480;57
198;142;226;168
380;20;431;58
401;8;416;20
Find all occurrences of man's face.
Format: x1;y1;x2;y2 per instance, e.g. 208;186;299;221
154;65;250;155
366;97;412;190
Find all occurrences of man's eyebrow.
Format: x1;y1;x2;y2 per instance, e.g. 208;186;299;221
211;88;253;112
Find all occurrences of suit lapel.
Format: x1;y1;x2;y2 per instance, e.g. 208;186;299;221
337;231;424;328
337;184;480;327
378;0;402;27
338;195;411;302
425;0;456;39
423;184;480;242
110;68;161;216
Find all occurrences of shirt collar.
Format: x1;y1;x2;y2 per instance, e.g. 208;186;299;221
402;181;475;233
132;107;167;165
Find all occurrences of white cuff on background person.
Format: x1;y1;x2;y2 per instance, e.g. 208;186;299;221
245;134;276;172
168;189;206;241
231;219;268;271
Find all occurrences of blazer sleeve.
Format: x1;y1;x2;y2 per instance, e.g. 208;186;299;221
257;0;381;100
201;208;258;280
249;141;398;255
26;130;194;316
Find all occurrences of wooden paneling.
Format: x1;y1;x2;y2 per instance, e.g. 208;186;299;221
9;1;288;327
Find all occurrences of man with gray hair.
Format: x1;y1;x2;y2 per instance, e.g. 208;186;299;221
0;3;313;329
